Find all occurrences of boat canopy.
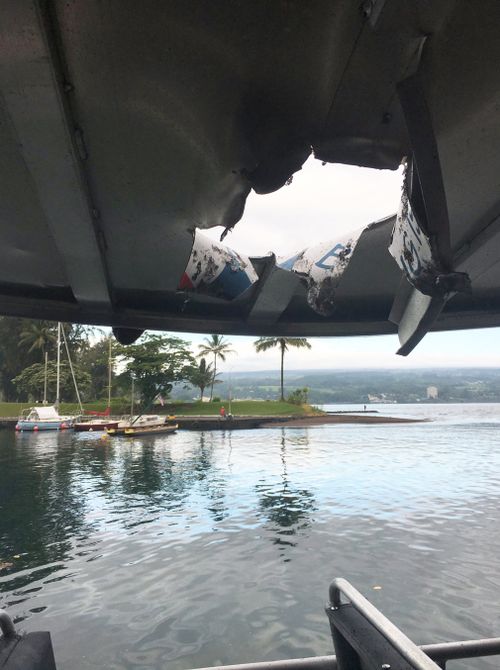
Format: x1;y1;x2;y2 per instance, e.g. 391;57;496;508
27;407;61;421
0;2;499;354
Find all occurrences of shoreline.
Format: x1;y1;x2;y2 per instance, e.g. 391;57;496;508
174;414;425;430
1;413;426;432
256;414;425;428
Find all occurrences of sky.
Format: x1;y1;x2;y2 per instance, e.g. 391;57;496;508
174;157;500;373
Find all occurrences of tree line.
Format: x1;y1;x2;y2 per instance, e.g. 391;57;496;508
0;318;312;404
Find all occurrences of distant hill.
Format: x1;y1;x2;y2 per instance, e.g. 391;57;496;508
172;368;500;404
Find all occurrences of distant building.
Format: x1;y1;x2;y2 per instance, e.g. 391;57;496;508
427;385;438;399
367;393;396;404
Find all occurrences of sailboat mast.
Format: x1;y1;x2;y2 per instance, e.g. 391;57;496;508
61;324;83;413
55;321;61;408
130;376;134;417
108;335;112;409
43;350;48;405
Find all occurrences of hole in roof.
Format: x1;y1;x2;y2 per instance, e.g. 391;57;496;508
205;157;404;257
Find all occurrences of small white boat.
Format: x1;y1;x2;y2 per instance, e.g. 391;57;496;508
15;406;75;432
16;323;78;432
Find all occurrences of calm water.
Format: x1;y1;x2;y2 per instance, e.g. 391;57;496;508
2;404;500;669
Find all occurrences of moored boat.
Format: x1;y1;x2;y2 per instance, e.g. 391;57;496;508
15;406;75;432
124;422;177;437
75;337;117;432
74;418;119;432
106;414;168;436
73;407;118;432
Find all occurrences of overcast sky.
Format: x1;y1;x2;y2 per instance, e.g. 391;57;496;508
176;157;500;373
205;157;404;257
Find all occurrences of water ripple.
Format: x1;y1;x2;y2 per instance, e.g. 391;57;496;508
1;406;500;669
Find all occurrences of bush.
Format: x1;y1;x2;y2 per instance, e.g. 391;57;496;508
287;388;309;405
212;396;221;403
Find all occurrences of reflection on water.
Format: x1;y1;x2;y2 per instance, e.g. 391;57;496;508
256;431;316;557
1;405;500;669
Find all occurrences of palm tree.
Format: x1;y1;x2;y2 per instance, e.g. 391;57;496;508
19;321;57;360
19;321;58;404
254;337;311;401
190;357;218;400
198;334;235;400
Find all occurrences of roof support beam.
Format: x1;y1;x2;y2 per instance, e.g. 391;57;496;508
247;258;302;326
0;0;111;307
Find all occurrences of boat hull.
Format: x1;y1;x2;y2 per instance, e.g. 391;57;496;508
105;426;127;436
123;424;178;437
106;415;172;436
16;420;72;431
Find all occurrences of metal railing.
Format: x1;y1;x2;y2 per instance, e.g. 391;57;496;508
192;637;500;670
193;578;500;670
329;577;441;669
329;578;500;668
424;638;500;666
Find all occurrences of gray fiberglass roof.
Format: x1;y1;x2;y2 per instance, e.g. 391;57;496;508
1;1;499;352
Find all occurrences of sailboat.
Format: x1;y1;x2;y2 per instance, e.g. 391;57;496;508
15;323;76;431
73;336;119;432
106;383;177;436
73;406;119;432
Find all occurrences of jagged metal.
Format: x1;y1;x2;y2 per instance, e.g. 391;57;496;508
278;233;363;316
179;230;258;301
179;228;364;318
389;175;470;299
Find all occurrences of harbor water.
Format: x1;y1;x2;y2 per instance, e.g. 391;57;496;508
1;404;500;669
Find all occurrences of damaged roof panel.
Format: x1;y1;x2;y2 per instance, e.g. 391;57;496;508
0;0;499;352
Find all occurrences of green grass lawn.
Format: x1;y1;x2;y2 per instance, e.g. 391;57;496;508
0;402;34;417
0;400;317;418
